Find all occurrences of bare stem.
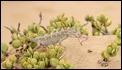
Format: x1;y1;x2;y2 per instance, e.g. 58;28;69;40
17;23;20;32
38;12;42;25
103;58;108;62
4;26;14;34
39;26;48;33
38;12;48;33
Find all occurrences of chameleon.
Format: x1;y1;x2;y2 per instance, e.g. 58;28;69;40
4;24;88;52
7;25;87;51
30;27;88;51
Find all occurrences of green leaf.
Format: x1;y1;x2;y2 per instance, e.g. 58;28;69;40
1;42;8;54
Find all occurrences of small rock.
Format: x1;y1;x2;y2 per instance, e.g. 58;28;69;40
88;49;93;53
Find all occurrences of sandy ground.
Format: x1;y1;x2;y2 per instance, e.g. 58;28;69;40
62;35;121;69
1;1;121;69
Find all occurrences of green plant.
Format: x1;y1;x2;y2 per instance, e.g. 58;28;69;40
85;14;112;36
49;13;88;35
99;28;121;67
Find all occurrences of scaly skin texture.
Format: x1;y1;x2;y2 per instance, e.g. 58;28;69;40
32;27;84;51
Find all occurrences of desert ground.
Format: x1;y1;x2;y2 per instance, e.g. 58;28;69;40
1;1;121;69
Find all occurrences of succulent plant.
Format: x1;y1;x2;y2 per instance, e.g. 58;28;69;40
48;13;88;36
43;57;49;66
85;14;111;36
111;42;118;49
110;49;117;57
12;39;22;49
39;52;46;60
47;45;64;59
33;51;40;60
23;29;28;35
94;21;102;29
111;27;118;35
111;24;121;35
50;58;59;67
101;25;106;32
74;22;83;30
92;28;100;36
26;64;33;69
19;57;27;65
23;50;32;57
1;53;5;62
38;61;45;69
22;61;28;68
30;42;37;49
106;45;112;54
5;60;13;69
47;25;55;33
116;28;121;39
18;36;27;44
80;28;88;35
101;50;110;61
56;65;62;69
34;64;39;69
58;59;74;69
27;57;32;64
11;33;18;40
26;31;33;37
50;22;58;29
9;55;17;63
37;28;46;36
33;24;40;33
101;41;120;62
114;38;121;45
1;42;8;54
30;58;37;65
97;14;107;23
2;61;6;68
28;23;35;32
105;19;112;26
85;15;94;22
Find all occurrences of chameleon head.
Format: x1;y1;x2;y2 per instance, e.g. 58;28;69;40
72;28;81;38
67;27;81;38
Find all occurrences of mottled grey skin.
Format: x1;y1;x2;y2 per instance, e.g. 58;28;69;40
32;27;82;51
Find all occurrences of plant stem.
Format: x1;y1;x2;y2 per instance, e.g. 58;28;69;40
103;58;108;62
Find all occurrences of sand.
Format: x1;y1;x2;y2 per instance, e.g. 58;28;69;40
1;1;121;69
62;35;121;69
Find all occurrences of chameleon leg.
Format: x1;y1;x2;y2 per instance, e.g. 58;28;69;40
78;38;82;46
58;42;62;46
33;42;41;51
58;35;68;48
78;35;88;46
33;46;40;51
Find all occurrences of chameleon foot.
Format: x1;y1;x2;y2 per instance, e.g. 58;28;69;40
58;42;62;46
